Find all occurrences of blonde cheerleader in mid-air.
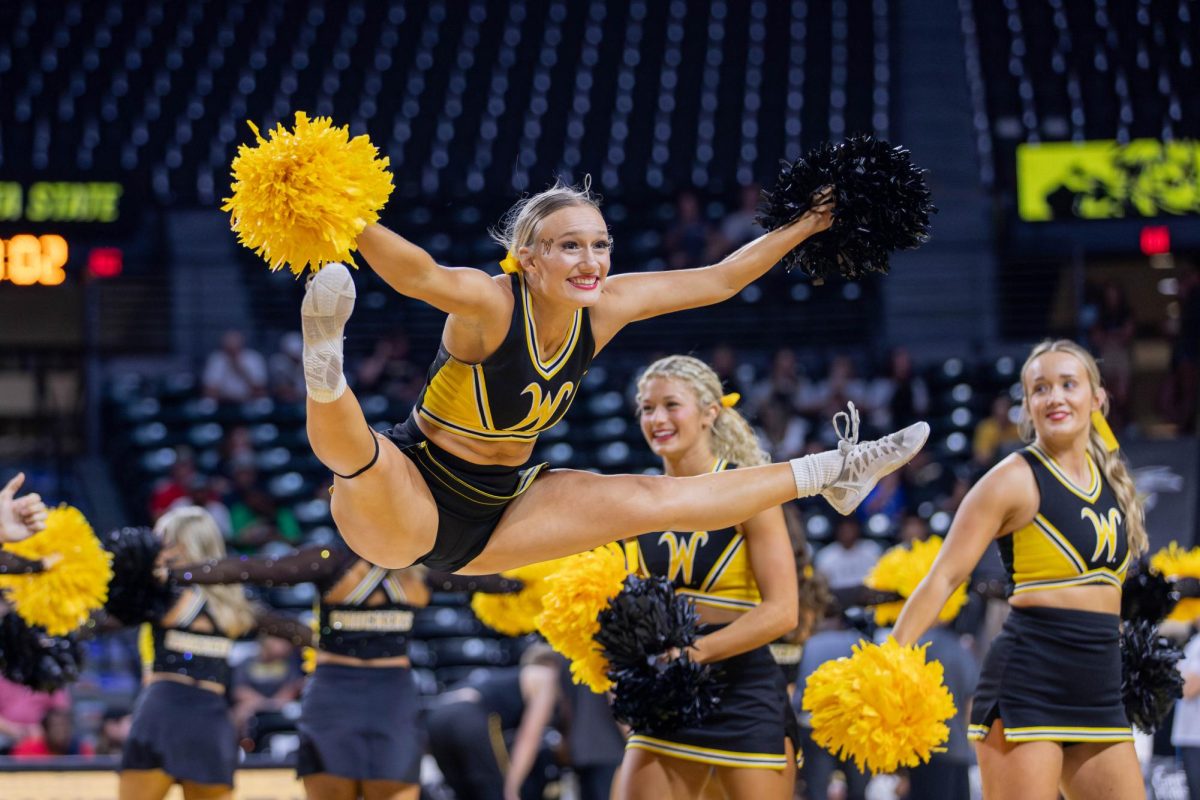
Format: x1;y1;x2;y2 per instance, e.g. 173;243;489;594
224;117;933;577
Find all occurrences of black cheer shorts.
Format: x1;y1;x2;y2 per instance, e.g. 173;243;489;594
385;415;547;572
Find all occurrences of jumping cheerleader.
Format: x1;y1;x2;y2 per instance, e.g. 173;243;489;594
298;183;929;575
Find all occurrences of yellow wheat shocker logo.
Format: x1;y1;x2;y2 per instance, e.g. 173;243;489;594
516;381;575;431
660;531;709;585
1081;507;1122;563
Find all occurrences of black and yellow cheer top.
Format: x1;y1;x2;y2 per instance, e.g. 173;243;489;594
140;591;235;685
415;272;595;443
1001;445;1130;597
626;459;763;612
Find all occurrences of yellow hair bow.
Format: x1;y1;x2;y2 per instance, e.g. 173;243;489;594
499;252;521;274
1091;410;1119;452
720;392;741;409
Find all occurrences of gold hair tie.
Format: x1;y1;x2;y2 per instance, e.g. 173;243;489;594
720;392;741;409
1090;410;1120;452
498;252;521;274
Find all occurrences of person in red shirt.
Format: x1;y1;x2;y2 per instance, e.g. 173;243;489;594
11;708;94;757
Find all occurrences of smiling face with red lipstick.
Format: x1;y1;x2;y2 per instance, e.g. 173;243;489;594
1020;349;1105;450
517;204;611;309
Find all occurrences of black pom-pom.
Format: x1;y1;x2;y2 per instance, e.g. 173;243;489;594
594;576;721;734
1120;620;1184;733
757;135;934;281
0;613;85;692
100;526;178;625
1121;566;1179;625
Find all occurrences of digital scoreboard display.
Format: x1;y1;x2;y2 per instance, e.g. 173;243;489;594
1017;139;1200;222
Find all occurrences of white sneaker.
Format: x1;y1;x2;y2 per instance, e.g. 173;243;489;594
820;403;930;515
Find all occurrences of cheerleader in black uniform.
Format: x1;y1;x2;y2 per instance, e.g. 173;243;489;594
894;340;1147;800
297;184;927;575
618;356;802;800
120;506;258;800
170;535;519;800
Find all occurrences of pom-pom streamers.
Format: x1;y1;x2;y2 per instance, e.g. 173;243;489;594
470;558;567;637
101;527;179;625
0;505;113;636
223;112;394;275
864;536;966;626
535;545;630;693
802;638;955;774
1120;620;1183;733
757;135;934;281
1150;543;1200;623
1121;565;1179;625
0;613;84;692
594;576;721;733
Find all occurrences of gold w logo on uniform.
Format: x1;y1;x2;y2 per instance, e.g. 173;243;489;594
516;381;575;430
1081;507;1122;563
659;531;709;585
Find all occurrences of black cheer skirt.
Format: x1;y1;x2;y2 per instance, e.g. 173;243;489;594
121;681;239;786
626;643;801;770
969;605;1132;744
296;663;423;783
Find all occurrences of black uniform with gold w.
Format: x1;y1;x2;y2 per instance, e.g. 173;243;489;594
623;459;800;771
999;444;1130;597
385;272;597;572
416;272;595;442
969;444;1133;745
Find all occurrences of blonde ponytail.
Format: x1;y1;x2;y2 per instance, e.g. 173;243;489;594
636;355;769;467
1018;339;1147;556
156;507;257;637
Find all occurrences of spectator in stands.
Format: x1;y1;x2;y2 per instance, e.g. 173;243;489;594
216;427;256;482
664;190;718;269
813;517;881;590
1161;270;1199;434
185;473;233;540
10;708;94;757
856;471;906;527
230;634;305;738
716;183;765;254
95;706;133;756
148;448;198;521
269;331;307;404
709;342;746;403
0;673;70;754
972;395;1021;467
203;329;268;403
798;355;869;436
356;328;424;405
750;348;806;416
225;462;301;551
866;347;930;430
1088;281;1135;429
898;512;932;545
756;398;810;462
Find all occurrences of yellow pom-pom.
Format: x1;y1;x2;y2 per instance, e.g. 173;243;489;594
536;544;630;691
222;111;394;275
0;505;114;636
802;638;956;774
1151;542;1200;622
470;557;571;637
865;536;966;625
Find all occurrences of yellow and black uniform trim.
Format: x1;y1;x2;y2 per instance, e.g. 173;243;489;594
626;735;794;769
999;445;1130;597
627;459;763;612
967;724;1132;744
415;272;595;443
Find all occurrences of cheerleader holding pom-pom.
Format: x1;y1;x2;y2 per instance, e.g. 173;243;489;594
889;340;1151;800
223;113;932;578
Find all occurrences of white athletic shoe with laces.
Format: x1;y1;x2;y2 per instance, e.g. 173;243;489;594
819;402;930;515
